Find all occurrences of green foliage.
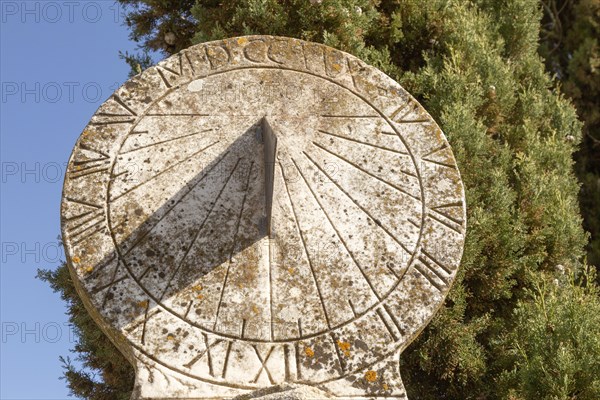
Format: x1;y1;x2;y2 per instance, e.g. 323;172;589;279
496;267;600;399
37;265;134;400
539;0;600;269
118;0;197;54
391;2;587;396
190;0;405;78
42;0;600;398
118;50;153;77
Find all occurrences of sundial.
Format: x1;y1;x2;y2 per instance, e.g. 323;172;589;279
61;36;466;399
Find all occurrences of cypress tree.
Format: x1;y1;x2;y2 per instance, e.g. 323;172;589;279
539;0;600;271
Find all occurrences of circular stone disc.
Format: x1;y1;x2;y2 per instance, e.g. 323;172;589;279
61;36;466;391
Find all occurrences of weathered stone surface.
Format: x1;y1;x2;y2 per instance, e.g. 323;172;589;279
234;384;334;399
61;36;466;399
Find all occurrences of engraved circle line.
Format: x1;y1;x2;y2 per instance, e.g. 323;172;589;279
102;65;430;345
106;66;433;343
61;40;465;387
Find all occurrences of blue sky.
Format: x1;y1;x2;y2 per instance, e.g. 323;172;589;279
1;2;158;398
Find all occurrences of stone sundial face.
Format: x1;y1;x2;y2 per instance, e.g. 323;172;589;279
62;36;466;399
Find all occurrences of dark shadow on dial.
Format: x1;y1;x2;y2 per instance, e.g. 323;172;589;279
77;118;280;338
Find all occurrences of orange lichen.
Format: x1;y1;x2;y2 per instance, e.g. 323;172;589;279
196;294;204;300
237;37;248;45
383;383;389;391
337;340;351;356
72;256;80;263
192;285;203;292
166;334;175;341
365;370;377;382
84;266;94;273
287;267;295;274
137;300;149;308
304;347;315;357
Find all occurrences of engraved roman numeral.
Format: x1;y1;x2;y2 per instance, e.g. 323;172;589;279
421;143;456;169
85;258;130;308
182;333;225;377
221;340;233;379
389;99;427;124
124;304;162;346
284;344;299;382
63;197;106;244
427;201;464;234
85;252;117;280
182;51;196;75
389;104;409;122
155;53;191;87
330;333;347;373
180;334;234;379
413;248;453;292
294;342;303;380
90;275;127;295
156;64;180;88
252;345;275;384
204;44;232;70
68;144;110;179
90;95;137;125
89;118;134;126
139;300;151;345
376;304;404;341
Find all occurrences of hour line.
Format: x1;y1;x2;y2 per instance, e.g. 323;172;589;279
278;160;331;330
213;161;255;330
316;129;409;155
159;158;243;301
111;141;220;202
293;156;385;301
312;141;421;200
304;151;416;257
120;128;213;155
394;119;429;124
120;150;230;257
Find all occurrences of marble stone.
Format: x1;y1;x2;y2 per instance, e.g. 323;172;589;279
61;36;466;399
